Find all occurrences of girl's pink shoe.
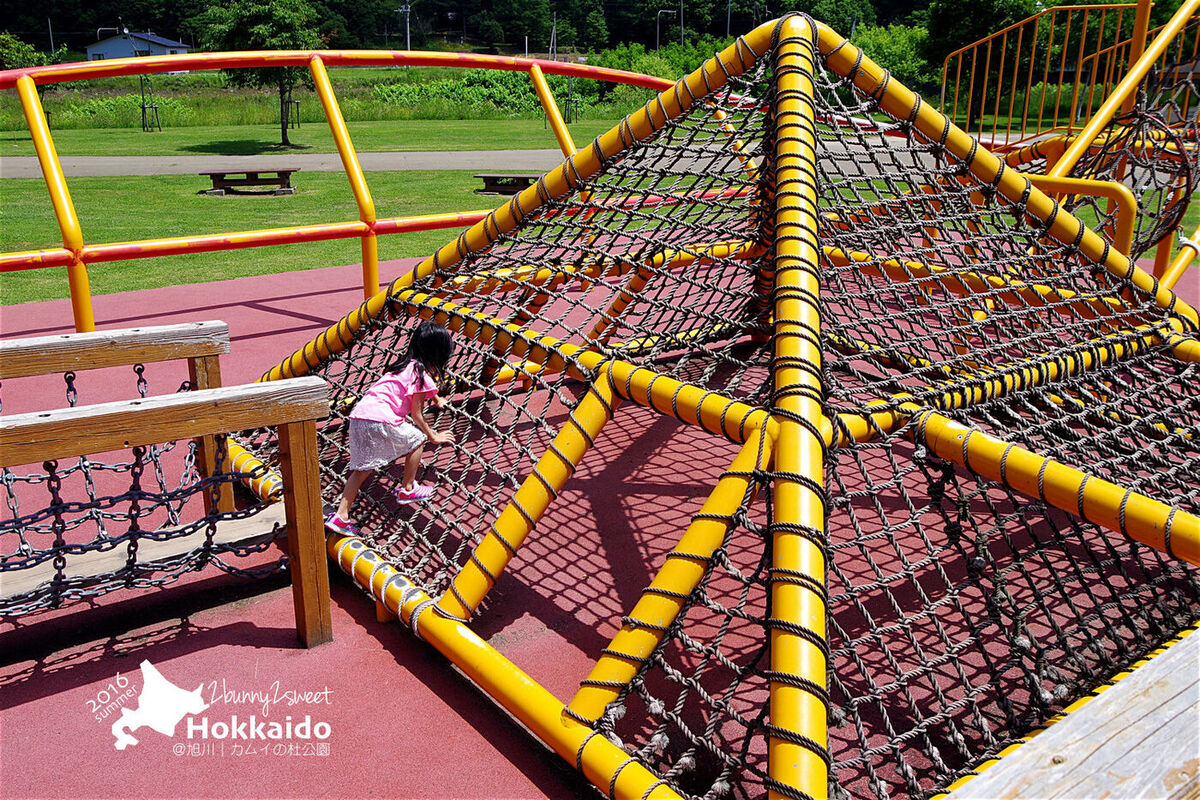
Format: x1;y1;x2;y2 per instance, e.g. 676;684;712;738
393;483;436;504
325;513;360;536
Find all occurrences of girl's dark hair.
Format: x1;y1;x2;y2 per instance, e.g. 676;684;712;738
387;320;453;382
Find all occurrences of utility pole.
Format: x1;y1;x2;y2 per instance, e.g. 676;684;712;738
680;0;684;46
396;3;412;51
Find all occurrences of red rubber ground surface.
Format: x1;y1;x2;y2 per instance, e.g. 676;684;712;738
2;258;1195;799
0;258;737;799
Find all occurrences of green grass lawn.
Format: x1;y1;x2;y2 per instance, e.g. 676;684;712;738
0;170;492;305
0;118;623;158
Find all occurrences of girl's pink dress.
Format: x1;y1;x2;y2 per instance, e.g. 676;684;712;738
346;362;438;471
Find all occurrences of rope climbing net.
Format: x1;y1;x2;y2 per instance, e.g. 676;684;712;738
253;14;1199;800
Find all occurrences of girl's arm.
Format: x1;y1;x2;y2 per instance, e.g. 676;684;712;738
410;395;455;445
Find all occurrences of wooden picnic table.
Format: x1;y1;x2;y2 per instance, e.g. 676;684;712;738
200;167;300;195
474;172;542;195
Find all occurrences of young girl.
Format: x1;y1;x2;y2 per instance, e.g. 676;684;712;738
325;320;456;536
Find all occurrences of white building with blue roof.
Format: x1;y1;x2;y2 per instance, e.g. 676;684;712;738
86;32;190;60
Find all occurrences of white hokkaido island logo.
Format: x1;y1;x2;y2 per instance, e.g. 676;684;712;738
102;659;333;757
111;660;208;750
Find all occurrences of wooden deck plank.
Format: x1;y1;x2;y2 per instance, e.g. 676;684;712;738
947;630;1200;800
0;503;286;600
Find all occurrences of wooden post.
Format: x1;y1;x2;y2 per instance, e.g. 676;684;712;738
278;419;333;647
188;353;235;513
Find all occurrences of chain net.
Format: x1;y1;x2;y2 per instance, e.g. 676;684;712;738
1;366;285;617
252;16;1199;800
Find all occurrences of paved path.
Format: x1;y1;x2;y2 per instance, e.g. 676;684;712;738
0;149;567;179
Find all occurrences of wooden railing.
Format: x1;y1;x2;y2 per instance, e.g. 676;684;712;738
0;321;333;646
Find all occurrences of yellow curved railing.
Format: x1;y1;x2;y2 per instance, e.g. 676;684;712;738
941;0;1200;286
0;50;674;332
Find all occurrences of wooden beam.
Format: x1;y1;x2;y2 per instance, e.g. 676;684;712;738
0;503;286;600
188;352;235;514
0;320;230;379
0;377;330;467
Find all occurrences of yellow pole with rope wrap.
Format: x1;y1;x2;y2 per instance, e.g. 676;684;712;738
813;19;1200;334
326;534;683;800
768;15;830;800
437;371;622;620
567;423;777;722
914;410;1200;567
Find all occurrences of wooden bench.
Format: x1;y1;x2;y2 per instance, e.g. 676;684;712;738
475;172;542;195
200;167;300;195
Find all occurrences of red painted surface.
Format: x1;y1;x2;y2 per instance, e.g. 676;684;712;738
2;257;1197;799
0;260;725;799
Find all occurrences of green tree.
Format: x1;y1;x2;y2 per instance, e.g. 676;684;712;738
779;0;876;34
565;0;608;50
496;0;551;49
471;11;505;48
0;30;68;70
853;23;935;91
0;31;68;103
925;0;1033;125
194;0;322;146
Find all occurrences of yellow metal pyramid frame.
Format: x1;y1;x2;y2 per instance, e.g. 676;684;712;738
258;14;1200;800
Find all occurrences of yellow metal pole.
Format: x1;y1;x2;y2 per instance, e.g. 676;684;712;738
567;424;776;722
360;233;379;299
309;55;379;298
438;372;621;619
915;410;1200;567
814;20;1200;331
1052;0;1200;178
1161;224;1200;290
529;63;577;157
407;25;777;287
326;534;683;800
585;265;655;346
259;26;783;384
1123;0;1155;114
768;16;829;800
16;74;93;332
1025;174;1137;256
575;349;768;443
823;245;1128;321
225;440;284;501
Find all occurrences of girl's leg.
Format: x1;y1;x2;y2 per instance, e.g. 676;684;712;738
401;444;425;492
336;470;370;520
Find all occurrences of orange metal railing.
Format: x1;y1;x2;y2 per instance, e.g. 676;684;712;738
940;3;1148;150
941;0;1200;287
0;51;672;332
